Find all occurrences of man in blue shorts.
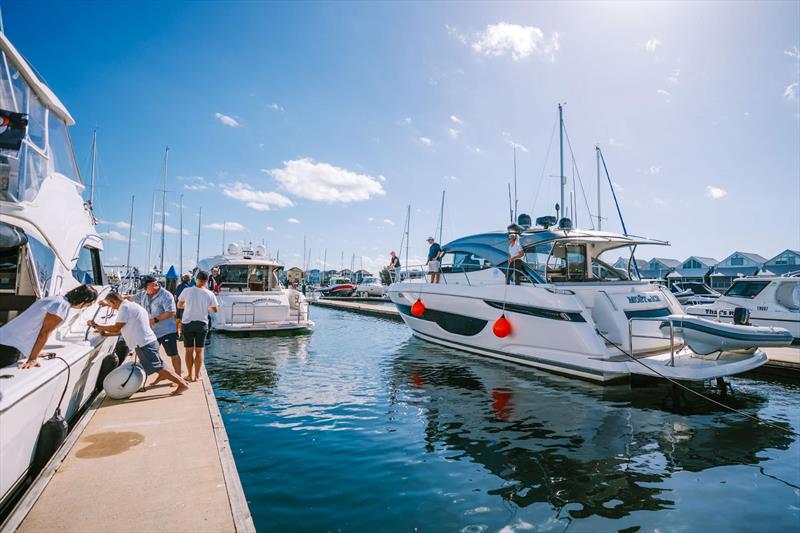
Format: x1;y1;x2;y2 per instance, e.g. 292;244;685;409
178;271;219;382
89;292;188;395
134;275;181;380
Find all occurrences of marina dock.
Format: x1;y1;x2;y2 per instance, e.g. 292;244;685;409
312;298;402;321
3;348;254;533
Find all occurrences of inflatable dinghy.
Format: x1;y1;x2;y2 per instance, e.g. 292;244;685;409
103;361;146;399
660;314;793;355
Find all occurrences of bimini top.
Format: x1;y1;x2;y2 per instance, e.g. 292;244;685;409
444;228;668;266
0;31;74;125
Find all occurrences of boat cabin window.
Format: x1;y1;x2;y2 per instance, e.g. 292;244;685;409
72;245;104;285
0;246;19;293
218;265;278;292
724;280;769;299
28;236;56;295
440;251;492;274
547;243;587;282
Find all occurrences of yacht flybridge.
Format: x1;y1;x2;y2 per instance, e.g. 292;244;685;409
0;32;120;511
198;243;313;334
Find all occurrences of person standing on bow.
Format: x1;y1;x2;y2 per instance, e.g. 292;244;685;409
178;270;219;382
388;251;402;282
507;233;525;285
134;275;181;379
426;237;443;284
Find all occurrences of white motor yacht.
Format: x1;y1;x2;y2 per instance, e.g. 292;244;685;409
0;32;120;512
198;243;313;334
685;275;799;340
355;276;385;297
387;220;785;383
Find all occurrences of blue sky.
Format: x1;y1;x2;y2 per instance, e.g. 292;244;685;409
5;1;799;272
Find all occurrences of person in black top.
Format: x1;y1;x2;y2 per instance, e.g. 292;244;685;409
388;251;402;282
426;237;443;284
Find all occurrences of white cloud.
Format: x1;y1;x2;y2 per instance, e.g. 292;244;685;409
652;197;666;206
667;69;680;84
204;222;246;231
154;222;189;235
445;23;467;45
266;226;275;231
214;113;240;127
644;38;661;52
656;89;672;102
184;183;210;191
503;133;529;153
367;217;375;222
444;175;458;181
641;166;661;175
99;230;128;242
220;181;294;211
471;23;560;61
450;115;463;125
784;82;798;100
287;218;300;224
402;116;412;125
419;136;432;146
269;103;285;112
611;180;625;193
608;138;624;148
784;46;800;59
105;221;130;229
448;128;460;139
155;211;170;217
705;185;728;199
383;218;395;226
267;158;386;203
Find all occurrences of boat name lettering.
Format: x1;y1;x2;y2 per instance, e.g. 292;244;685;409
251;298;282;305
626;294;661;304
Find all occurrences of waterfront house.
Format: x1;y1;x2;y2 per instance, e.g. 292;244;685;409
638;258;681;281
322;269;338;285
709;251;767;290
286;267;304;284
338;268;353;281
306;268;322;285
670;256;718;285
612;257;648;274
762;249;800;276
353;269;372;284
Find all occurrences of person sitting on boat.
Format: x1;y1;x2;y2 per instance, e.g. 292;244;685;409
134;275;182;381
388;251;401;282
175;274;192;341
507;233;525;285
178;270;219;382
426;237;443;284
89;292;188;395
0;285;99;369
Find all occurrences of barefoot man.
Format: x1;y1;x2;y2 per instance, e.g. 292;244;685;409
178;270;218;382
90;292;188;395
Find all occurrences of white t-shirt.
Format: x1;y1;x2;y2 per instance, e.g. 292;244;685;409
0;296;71;357
116;301;158;349
178;286;218;323
509;242;523;259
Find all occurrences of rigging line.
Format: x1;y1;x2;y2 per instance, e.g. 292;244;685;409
561;122;595;230
531;116;558;215
594;329;800;437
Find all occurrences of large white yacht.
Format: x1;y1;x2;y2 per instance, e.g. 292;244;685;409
198;243;313;334
387;223;787;383
685;275;799;340
0;32;120;512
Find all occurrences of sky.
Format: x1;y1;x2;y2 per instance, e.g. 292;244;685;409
4;1;799;273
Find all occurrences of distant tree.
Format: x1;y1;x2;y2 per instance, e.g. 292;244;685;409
379;267;392;286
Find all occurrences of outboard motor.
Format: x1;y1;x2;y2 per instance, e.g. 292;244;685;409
733;307;751;326
516;213;532;229
31;409;68;473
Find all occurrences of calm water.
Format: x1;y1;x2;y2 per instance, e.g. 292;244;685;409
206;307;800;532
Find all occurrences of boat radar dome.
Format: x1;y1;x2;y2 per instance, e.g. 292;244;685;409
558;217;573;230
506;223;524;234
516;213;532;229
536;216;557;229
227;243;240;255
255;244;267;257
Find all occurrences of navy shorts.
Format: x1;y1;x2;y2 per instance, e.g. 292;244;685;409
176;308;184;320
135;342;165;375
182;321;208;348
157;332;178;357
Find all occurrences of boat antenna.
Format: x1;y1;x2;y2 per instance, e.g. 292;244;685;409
596;145;602;230
159;146;169;274
125;195;134;279
598;146;642;278
196;206;202;267
437;190;445;243
89;128;97;210
146;192;155;273
558;103;566;220
507;184;513;223
221;220;227;255
513;145;518;220
178;193;183;275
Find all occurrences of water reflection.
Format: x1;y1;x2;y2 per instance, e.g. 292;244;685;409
387;339;795;520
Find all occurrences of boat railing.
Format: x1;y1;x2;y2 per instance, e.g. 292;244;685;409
231;302;256;325
627;316;682;367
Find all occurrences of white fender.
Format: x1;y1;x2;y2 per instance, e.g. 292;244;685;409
103;362;146;399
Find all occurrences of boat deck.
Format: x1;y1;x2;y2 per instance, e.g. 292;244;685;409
5;345;254;533
311;299;403;322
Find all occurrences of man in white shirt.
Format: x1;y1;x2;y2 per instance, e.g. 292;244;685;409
178;270;219;382
89;292;188;395
507;233;525;285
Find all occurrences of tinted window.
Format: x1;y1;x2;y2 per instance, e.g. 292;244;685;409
440;252;492;273
72;246;104;285
725;280;769;298
28;236;56;295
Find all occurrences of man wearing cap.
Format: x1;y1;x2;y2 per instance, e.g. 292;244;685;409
426;237;443;284
388;251;401;282
507;233;525;285
135;275;181;379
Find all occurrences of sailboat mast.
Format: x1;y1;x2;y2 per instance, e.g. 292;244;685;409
196;206;202;267
323;248;327;284
89;128;97;208
221;220;227;255
558;103;566;220
513;145;518;220
146;192;155;273
437;190;445;243
159;146;169;274
179;194;184;275
405;205;410;275
596;145;602;230
125;195;134;275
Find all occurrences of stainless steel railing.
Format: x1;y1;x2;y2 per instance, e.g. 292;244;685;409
627;316;684;367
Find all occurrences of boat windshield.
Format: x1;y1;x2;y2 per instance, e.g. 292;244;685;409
218;264;279;292
724;280;770;299
524;242;626;283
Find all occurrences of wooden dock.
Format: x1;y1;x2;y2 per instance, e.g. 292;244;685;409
3;346;254;533
311;299;402;321
754;345;800;377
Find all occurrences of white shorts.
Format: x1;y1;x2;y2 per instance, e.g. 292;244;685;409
428;260;441;273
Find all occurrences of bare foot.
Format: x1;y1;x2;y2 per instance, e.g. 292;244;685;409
171;383;189;395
